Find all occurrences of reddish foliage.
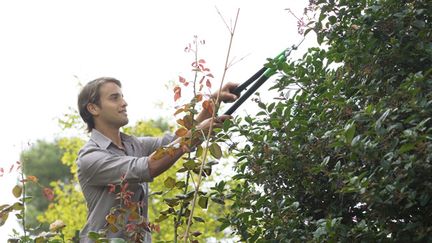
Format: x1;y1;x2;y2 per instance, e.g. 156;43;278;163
43;187;55;201
179;76;189;86
9;164;14;173
174;86;182;101
126;223;137;233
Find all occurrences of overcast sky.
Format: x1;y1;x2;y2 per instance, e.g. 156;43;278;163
0;0;312;239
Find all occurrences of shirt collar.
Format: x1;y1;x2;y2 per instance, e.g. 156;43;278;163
90;129;133;149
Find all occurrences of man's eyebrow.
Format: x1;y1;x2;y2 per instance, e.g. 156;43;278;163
108;92;123;97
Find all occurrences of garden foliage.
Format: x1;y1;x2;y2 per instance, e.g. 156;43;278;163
225;0;432;241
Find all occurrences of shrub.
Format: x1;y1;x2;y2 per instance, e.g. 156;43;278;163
227;0;432;241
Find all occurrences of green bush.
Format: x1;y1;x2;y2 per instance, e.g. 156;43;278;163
226;0;432;241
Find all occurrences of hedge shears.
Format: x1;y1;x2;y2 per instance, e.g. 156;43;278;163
223;49;290;115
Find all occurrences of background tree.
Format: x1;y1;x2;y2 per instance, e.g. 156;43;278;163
20;140;72;232
224;0;432;242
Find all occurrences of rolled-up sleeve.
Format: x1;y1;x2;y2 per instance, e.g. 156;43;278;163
77;147;153;186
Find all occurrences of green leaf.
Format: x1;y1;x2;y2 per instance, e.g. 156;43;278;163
267;103;275;113
0;212;9;227
399;143;415;153
193;216;205;223
344;122;356;144
49;238;63;243
12;202;23;211
183;160;197;170
211;196;225;205
12;185;22;198
175;181;186;189
164;177;176;189
328;15;337;24
20;196;33;203
209;143;222;159
196;145;203;157
198;196;208;209
34;236;45;243
223;119;231;131
163;198;180;207
87;231;102;240
156;214;169;223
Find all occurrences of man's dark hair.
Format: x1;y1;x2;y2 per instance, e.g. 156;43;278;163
78;77;122;132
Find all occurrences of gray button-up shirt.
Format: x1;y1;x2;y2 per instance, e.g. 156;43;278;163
77;129;175;242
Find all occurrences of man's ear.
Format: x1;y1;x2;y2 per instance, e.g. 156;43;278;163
87;103;99;116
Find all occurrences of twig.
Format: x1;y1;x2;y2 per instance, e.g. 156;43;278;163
215;6;233;33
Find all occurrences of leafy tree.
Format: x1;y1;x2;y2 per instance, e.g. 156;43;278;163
20;140;72;231
36;137;86;240
226;0;432;242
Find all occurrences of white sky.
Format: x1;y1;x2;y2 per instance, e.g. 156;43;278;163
0;0;313;239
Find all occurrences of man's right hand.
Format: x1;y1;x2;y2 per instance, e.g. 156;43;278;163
196;114;232;136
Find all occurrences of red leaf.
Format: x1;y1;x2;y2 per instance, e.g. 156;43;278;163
179;76;189;86
206;73;214;78
198;59;206;64
152;224;161;233
179;76;186;83
126;223;136;232
43;187;55;201
184;43;192;52
173;86;181;101
26;175;38;183
199;76;205;84
206;79;212;88
9;164;14;173
0;168;4;177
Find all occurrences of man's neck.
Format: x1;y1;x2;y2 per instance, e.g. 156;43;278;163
94;125;123;149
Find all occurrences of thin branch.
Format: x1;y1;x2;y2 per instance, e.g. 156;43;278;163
285;8;301;21
183;8;240;243
227;53;251;69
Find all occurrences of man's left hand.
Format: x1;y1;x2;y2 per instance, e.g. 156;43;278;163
212;82;239;103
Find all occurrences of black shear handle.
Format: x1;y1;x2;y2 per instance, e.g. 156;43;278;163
231;66;267;97
224;70;272;115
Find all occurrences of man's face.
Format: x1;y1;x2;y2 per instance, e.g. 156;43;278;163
92;82;129;129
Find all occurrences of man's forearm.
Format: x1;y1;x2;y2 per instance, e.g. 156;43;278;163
148;147;183;178
147;133;203;178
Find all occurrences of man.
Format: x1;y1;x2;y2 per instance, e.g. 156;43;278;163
76;77;237;242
